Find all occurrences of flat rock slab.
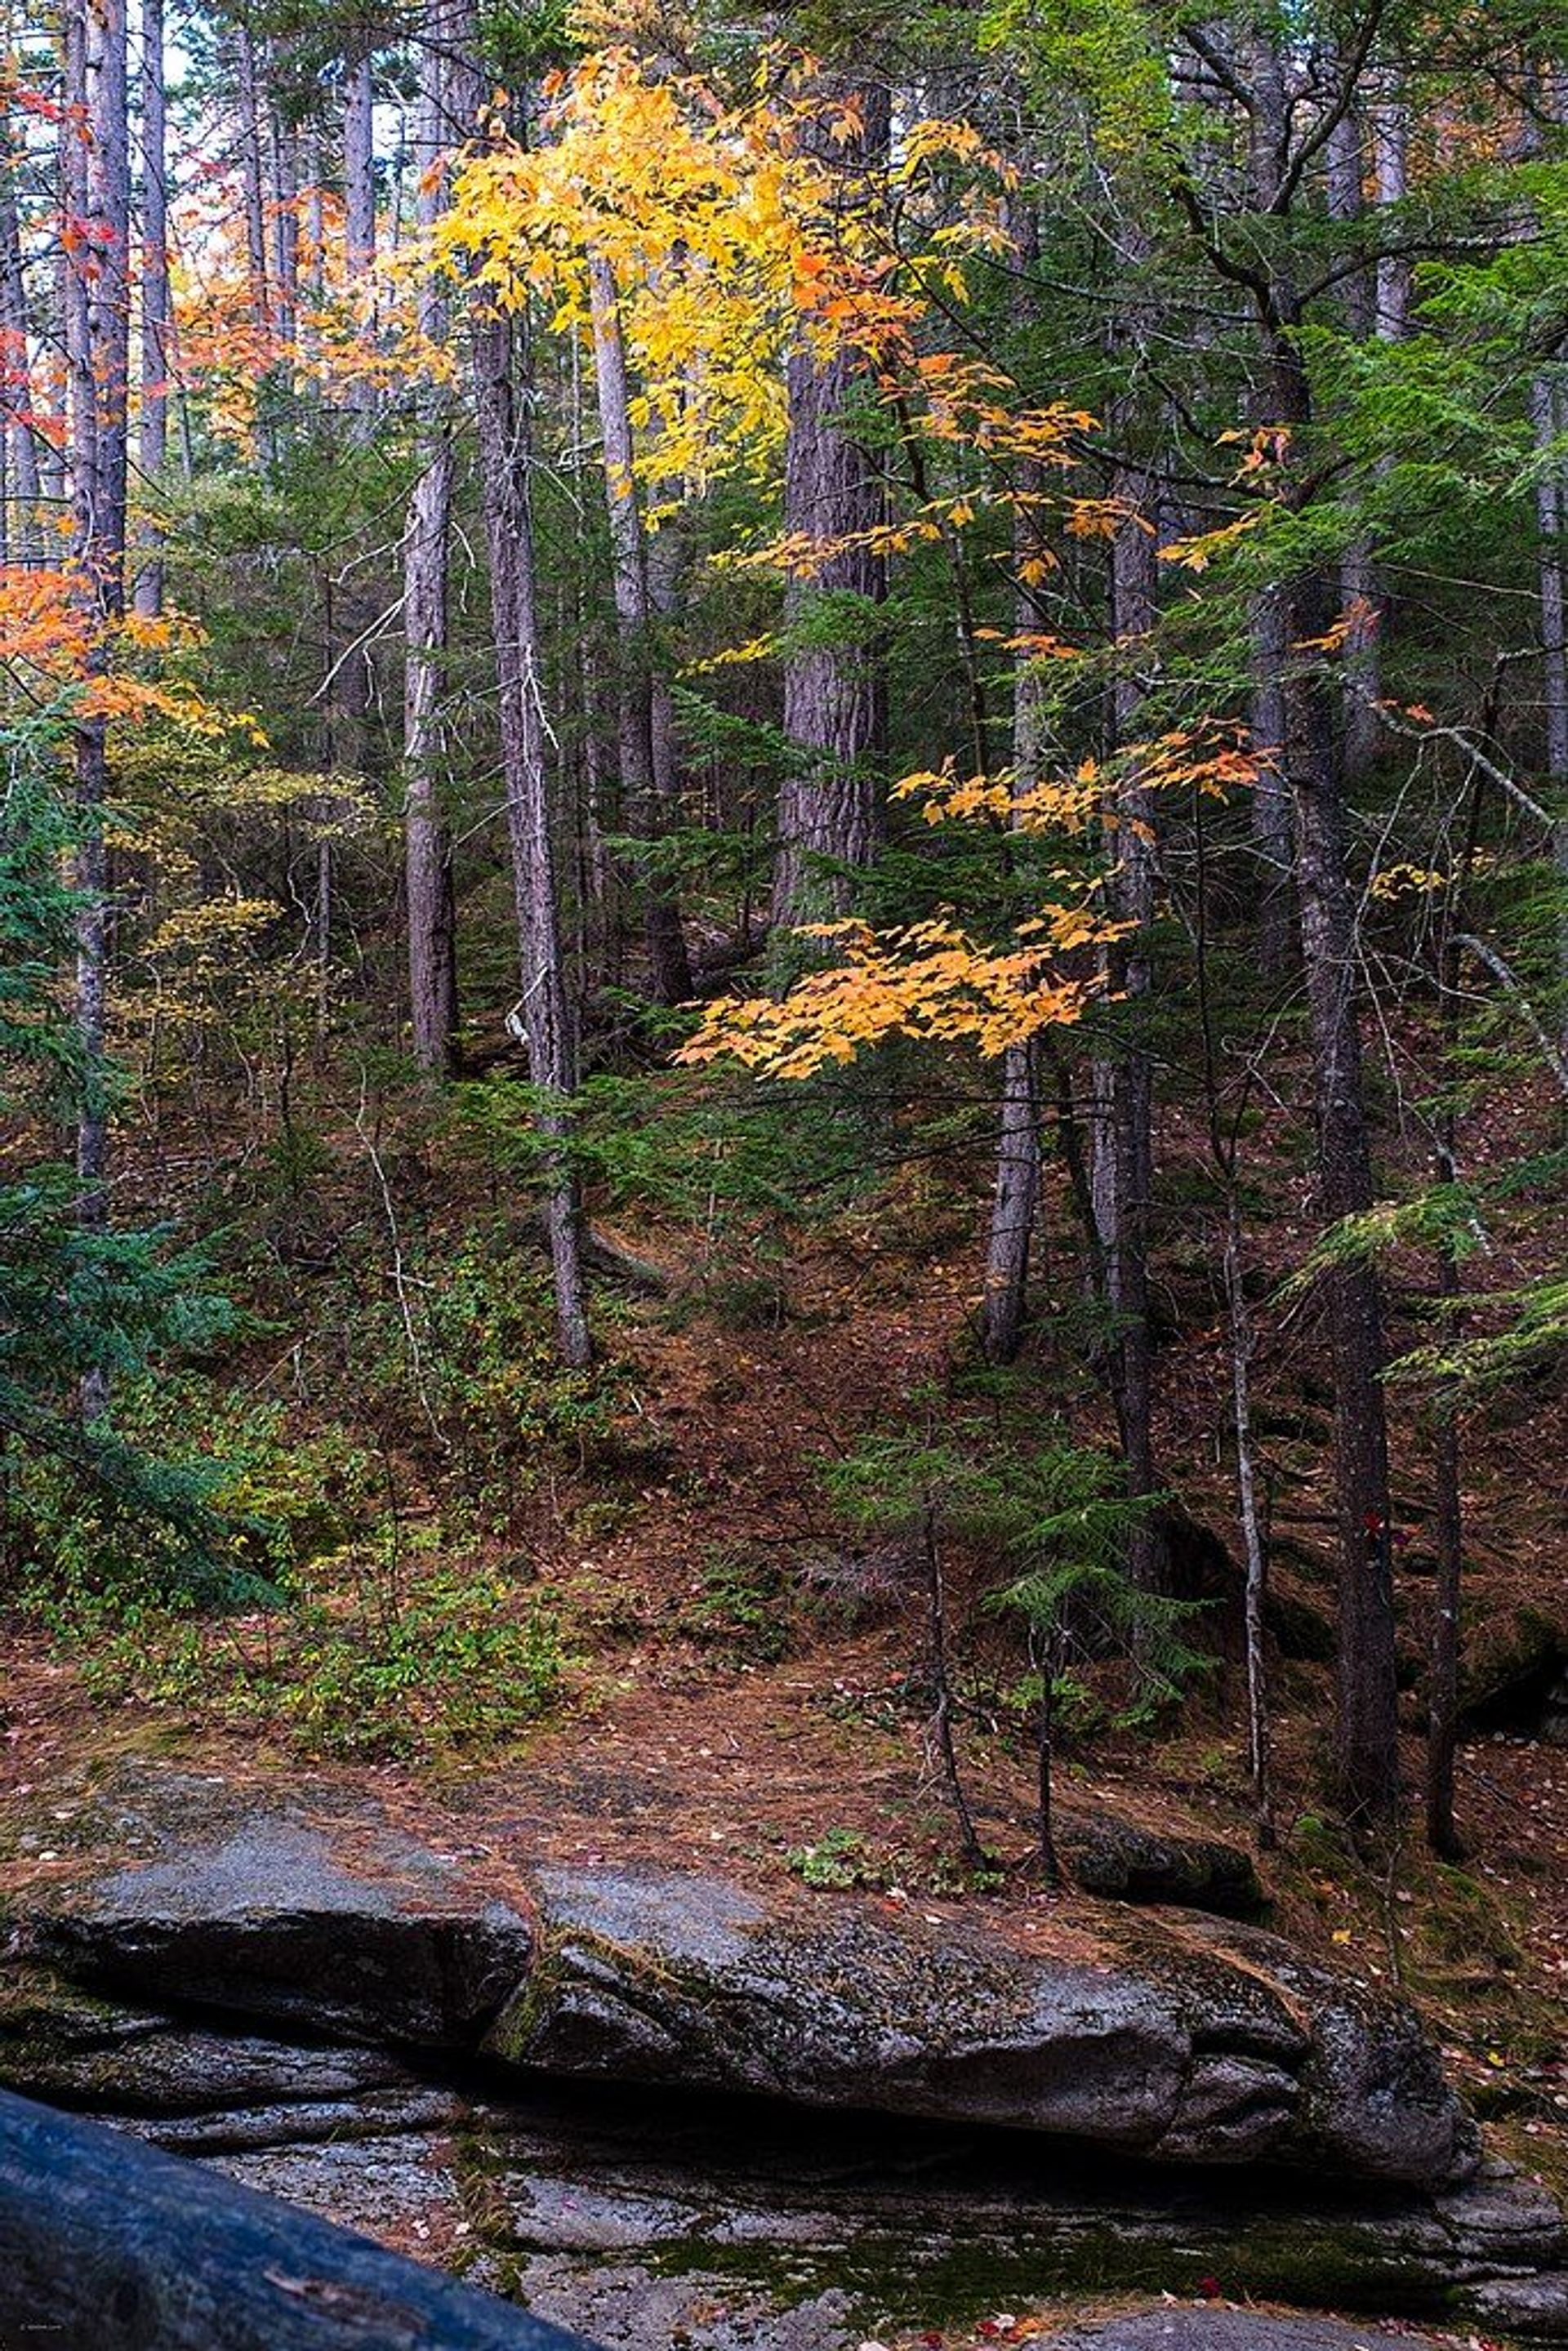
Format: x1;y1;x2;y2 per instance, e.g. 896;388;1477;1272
485;1866;1473;2188
2;1770;1468;2186
1041;2318;1454;2351
203;2084;1568;2347
11;1769;532;2046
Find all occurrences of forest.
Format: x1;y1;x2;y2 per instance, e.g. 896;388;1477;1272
1;0;1567;2344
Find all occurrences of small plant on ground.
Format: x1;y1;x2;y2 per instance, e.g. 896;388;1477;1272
786;1826;878;1888
679;1545;795;1662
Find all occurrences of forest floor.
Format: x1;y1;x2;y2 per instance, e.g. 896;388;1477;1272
2;1058;1566;2341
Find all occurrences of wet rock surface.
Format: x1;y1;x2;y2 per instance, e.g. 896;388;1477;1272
490;1865;1471;2187
11;1770;532;2046
1039;2319;1453;2351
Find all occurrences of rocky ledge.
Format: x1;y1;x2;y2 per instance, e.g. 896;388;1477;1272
489;1865;1470;2186
3;1765;1467;2188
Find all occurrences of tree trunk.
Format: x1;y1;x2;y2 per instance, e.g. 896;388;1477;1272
299;127;324;367
133;0;168;617
1426;811;1473;1859
1225;1194;1275;1849
1533;374;1568;782
981;467;1048;1365
1425;1241;1463;1859
269;92;299;355
0;101;42;568
922;1502;985;1872
459;44;590;1362
403;11;458;1076
587;252;691;1003
1250;586;1294;973
234;26;269;333
1032;1623;1062;1889
1243;24;1400;1827
772;84;889;931
1287;557;1399;1823
1326;96;1381;781
65;0;130;1418
1097;471;1162;1591
343;44;375;416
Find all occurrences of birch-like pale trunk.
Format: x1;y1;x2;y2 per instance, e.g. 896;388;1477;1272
343;45;375;421
452;26;589;1363
470;299;592;1364
587;252;690;1003
0;61;42;568
402;6;457;1075
299;127;324;367
65;0;130;1418
981;469;1047;1365
268;87;298;355
0;100;42;567
133;0;167;617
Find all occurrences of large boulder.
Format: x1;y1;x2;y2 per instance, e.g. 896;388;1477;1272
483;1866;1474;2189
0;1769;1471;2188
11;1771;532;2048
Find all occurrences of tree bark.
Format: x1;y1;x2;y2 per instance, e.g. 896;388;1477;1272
1326;95;1381;781
1287;556;1399;1823
65;0;130;1419
343;42;375;416
922;1501;986;1872
1097;470;1163;1592
1225;1195;1276;1849
460;48;590;1364
1031;1623;1062;1888
1425;1237;1463;1859
403;9;458;1076
1240;24;1401;1826
587;252;691;1002
0;99;42;568
234;25;269;333
981;469;1048;1365
269;86;299;354
133;0;168;617
772;83;889;930
1533;373;1568;783
1250;586;1295;973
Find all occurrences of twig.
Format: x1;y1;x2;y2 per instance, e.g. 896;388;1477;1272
352;1070;443;1441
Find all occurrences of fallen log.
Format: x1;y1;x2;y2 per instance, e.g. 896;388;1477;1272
0;2086;597;2351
